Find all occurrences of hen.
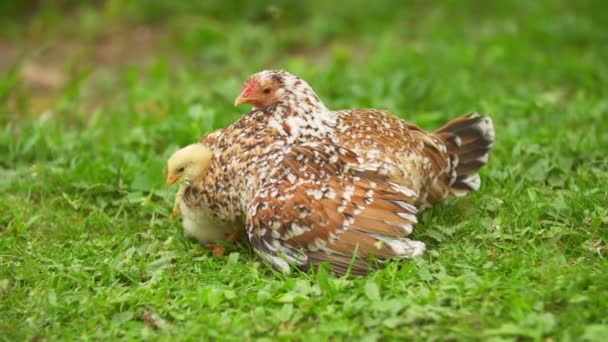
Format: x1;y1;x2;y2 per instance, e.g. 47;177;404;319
167;70;494;275
234;70;495;207
169;136;425;275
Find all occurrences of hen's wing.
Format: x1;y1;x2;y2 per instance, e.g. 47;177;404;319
334;109;454;206
246;142;425;275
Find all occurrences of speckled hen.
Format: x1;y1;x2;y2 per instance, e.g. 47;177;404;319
173;134;425;275
170;70;494;275
234;70;495;207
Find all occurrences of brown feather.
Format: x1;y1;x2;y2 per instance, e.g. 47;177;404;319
246;143;425;275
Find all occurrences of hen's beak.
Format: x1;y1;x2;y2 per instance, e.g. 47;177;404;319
165;173;179;186
234;93;254;107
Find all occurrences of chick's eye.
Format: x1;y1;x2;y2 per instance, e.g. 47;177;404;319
263;88;271;94
177;167;185;172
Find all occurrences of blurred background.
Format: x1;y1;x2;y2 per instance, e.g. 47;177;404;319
0;0;608;211
3;0;606;118
1;2;607;339
1;0;606;199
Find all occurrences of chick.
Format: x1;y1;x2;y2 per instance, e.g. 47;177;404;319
165;144;243;249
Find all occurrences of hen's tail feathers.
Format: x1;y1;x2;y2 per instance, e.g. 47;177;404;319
435;113;495;196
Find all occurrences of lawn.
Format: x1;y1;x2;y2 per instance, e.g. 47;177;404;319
1;0;607;340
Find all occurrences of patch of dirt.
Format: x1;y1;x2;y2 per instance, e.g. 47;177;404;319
141;309;169;330
20;61;65;90
1;23;178;115
0;40;21;72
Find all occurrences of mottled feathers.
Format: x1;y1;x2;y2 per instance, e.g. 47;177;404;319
168;69;495;275
247;143;425;275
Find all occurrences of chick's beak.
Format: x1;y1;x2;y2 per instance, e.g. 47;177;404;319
165;173;179;186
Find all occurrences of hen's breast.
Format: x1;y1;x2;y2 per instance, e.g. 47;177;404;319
201;110;293;218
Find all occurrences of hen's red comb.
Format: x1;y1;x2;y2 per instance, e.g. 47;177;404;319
242;77;257;96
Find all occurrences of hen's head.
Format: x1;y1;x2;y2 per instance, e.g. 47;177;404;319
234;70;319;109
165;144;213;186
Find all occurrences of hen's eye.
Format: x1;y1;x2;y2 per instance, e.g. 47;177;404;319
177;167;185;172
263;88;271;94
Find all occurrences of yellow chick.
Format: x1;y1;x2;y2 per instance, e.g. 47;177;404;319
166;144;243;247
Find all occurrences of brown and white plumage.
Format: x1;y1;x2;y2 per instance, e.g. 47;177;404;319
169;70;494;274
248;142;425;274
234;70;495;207
170;137;425;274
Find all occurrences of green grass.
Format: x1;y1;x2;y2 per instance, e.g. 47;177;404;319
1;0;607;340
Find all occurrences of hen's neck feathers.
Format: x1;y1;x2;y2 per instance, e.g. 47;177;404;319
279;77;329;113
267;75;337;140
